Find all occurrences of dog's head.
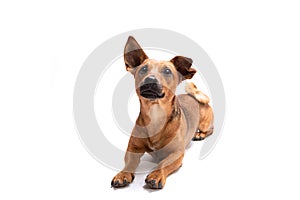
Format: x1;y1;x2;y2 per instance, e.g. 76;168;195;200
124;36;196;101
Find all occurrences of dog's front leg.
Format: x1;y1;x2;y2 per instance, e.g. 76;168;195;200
145;151;184;189
111;136;145;188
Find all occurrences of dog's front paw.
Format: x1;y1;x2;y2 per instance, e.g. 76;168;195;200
145;170;166;189
111;171;134;188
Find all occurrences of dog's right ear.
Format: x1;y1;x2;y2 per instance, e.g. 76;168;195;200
124;36;148;74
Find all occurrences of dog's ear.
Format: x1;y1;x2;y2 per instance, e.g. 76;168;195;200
170;56;196;80
124;36;148;74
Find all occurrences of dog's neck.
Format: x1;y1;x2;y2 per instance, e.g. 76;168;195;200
136;96;180;137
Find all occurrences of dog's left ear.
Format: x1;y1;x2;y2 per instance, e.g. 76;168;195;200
124;36;148;74
170;56;196;80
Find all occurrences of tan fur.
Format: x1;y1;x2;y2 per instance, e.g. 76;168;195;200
185;80;210;104
111;36;214;189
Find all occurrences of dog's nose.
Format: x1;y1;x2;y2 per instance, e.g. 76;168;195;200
144;75;158;84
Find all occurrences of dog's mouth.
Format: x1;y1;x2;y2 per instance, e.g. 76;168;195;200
139;83;165;100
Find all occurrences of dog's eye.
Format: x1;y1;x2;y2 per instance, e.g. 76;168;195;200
163;68;172;75
139;65;148;75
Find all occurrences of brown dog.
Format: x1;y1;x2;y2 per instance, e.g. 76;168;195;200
111;36;214;189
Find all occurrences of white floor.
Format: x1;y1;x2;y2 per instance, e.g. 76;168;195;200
110;140;205;192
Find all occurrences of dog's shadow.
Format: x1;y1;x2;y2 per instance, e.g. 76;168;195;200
142;184;161;192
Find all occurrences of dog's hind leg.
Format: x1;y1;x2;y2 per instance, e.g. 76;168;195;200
192;104;214;141
185;81;214;141
193;127;214;141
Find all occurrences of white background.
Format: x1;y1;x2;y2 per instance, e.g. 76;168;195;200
1;0;299;199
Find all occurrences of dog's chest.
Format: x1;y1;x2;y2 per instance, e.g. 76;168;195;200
145;104;178;152
143;104;167;137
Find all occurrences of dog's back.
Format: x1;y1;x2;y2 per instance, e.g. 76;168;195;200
177;94;200;145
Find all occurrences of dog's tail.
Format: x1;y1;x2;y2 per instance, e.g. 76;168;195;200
185;81;210;104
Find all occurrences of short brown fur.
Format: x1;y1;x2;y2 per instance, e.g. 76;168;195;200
111;36;214;189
